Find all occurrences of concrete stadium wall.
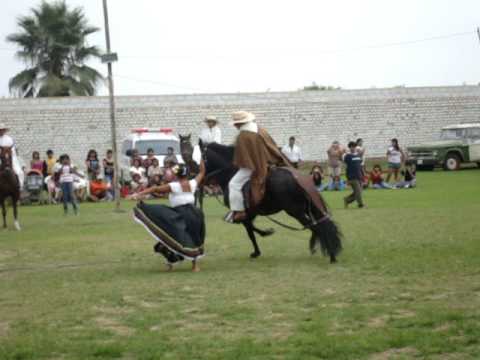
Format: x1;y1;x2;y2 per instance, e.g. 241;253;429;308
1;85;480;168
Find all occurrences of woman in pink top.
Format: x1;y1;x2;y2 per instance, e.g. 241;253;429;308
30;151;44;174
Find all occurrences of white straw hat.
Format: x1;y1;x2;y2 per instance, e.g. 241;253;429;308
0;123;8;130
231;111;255;125
204;115;219;123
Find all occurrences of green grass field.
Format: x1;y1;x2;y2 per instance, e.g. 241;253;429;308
1;169;479;360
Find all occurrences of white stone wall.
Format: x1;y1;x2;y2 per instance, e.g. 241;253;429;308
1;85;480;168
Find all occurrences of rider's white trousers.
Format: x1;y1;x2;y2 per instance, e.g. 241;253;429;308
229;168;252;211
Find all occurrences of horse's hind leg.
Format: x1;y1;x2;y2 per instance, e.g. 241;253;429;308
244;220;261;258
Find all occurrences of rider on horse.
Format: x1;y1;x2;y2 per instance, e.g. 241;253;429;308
0;123;24;189
226;111;290;223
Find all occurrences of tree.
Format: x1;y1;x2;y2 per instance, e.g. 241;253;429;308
302;82;341;91
6;1;103;97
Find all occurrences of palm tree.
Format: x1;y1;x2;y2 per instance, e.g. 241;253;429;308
6;1;103;97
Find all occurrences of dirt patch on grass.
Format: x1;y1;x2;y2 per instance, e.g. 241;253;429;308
95;317;135;337
93;305;133;315
368;316;387;328
0;322;9;337
369;347;419;359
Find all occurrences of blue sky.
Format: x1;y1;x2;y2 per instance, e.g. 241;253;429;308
1;0;479;97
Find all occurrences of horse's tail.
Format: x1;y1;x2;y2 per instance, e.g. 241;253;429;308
311;214;343;261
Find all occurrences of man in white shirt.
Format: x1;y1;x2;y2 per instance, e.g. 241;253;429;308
281;136;303;168
0;123;24;188
199;116;222;145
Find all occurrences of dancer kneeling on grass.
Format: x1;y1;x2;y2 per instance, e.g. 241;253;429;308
130;160;206;272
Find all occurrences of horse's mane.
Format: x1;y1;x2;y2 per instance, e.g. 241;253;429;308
207;143;234;162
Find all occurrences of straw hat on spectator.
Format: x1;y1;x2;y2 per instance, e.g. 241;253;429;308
231;111;255;125
0;123;9;130
204;115;219;124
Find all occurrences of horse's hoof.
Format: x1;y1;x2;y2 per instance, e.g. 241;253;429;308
263;228;275;237
250;252;261;259
330;257;337;264
14;221;21;231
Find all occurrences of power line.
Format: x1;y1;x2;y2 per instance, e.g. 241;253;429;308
119;30;475;60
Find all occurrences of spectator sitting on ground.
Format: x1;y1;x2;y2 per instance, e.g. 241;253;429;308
85;149;101;181
396;161;417;189
369;164;394;189
88;178;113;202
143;148;156;169
147;158;163;185
327;140;343;190
130;158;146;179
130;172;148;195
73;170;88;201
310;164;327;192
30;151;44;174
282;136;303;168
163;147;178;167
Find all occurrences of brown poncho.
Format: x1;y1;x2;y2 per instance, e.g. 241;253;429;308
233;127;291;206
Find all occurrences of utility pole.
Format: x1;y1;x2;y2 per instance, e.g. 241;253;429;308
101;0;121;212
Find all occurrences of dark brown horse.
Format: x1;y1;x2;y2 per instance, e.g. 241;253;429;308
199;140;342;263
0;147;21;230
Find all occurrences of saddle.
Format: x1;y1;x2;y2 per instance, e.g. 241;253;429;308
241;167;329;216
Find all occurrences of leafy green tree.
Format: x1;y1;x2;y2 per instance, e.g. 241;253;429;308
6;1;103;97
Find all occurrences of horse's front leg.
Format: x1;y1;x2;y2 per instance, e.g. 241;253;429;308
243;220;261;258
12;196;20;231
1;199;6;229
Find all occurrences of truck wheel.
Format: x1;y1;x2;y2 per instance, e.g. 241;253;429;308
444;154;460;171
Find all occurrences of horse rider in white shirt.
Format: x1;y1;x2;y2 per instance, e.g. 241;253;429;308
199;115;222;145
0;123;24;188
281;136;303;168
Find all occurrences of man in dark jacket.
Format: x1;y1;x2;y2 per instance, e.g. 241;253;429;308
343;141;365;209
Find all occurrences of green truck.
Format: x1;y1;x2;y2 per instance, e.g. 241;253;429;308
407;123;480;171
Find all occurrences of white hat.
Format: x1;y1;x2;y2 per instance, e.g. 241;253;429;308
0;123;8;130
204;115;219;123
231;111;255;125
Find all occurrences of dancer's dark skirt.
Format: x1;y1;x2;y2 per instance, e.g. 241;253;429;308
133;201;205;264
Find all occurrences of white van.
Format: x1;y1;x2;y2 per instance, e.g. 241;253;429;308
120;128;183;181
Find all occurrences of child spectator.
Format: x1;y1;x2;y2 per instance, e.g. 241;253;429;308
85;149;100;180
130;173;148;194
310;164;327;192
130;158;146;179
57;154;79;215
30;151;43;173
143;148;156;169
163;147;178;167
343;141;365;209
147;158;163;185
130;148;141;166
43;149;57;177
369;164;394;189
103;149;115;198
327;141;343;191
396;161;417;188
